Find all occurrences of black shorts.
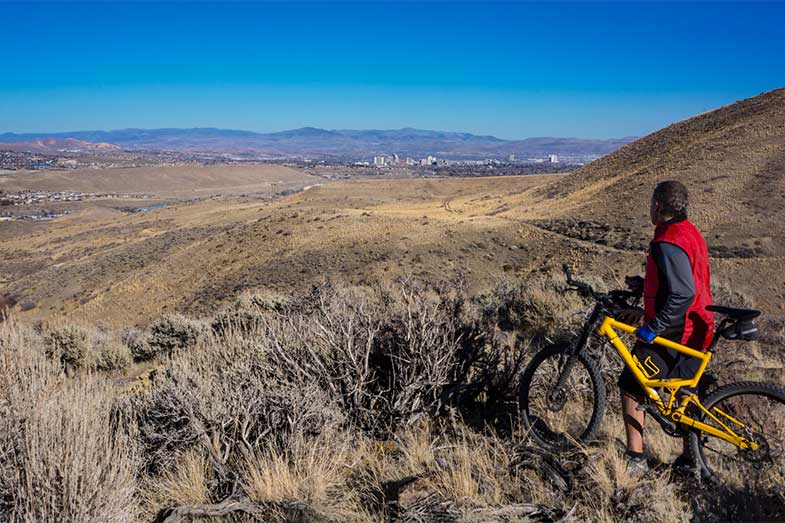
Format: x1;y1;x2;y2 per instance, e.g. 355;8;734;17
617;340;701;398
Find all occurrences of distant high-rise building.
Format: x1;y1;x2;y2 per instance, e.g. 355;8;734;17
548;154;559;164
405;157;415;166
373;156;386;167
392;153;400;164
508;154;516;162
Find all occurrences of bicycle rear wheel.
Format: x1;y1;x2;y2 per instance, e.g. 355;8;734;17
519;344;605;449
689;381;785;488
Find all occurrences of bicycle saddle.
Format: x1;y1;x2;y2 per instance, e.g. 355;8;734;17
706;305;761;320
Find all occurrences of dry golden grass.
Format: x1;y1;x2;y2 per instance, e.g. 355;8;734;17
5;155;782;331
3;171;661;328
141;449;211;515
243;432;373;523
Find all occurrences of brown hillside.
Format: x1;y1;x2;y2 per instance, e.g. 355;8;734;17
3;174;639;325
537;87;785;258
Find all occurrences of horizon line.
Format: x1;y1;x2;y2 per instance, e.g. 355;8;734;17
0;126;639;142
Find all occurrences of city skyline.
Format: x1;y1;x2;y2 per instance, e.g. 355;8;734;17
1;2;784;139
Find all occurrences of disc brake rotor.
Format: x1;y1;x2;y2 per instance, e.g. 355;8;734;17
547;388;568;412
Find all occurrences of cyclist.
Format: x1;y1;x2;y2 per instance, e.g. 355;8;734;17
618;180;714;475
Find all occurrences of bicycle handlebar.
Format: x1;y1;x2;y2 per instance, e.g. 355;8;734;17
562;263;598;296
562;264;641;308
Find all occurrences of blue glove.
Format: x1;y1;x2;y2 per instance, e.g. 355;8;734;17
635;324;658;344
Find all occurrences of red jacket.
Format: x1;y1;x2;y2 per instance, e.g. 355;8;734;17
643;219;714;350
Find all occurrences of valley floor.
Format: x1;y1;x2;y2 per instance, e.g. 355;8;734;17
2;170;783;325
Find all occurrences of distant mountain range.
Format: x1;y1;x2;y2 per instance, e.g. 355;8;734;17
0;127;636;160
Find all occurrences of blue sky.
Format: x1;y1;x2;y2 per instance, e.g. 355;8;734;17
1;1;784;139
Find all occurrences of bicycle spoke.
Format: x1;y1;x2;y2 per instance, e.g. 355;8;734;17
696;388;785;490
525;352;598;445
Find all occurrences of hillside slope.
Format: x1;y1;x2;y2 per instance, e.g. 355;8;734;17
3;175;632;325
537;87;785;258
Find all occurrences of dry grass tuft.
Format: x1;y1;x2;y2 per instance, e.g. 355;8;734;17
141;448;212;518
243;431;372;522
0;319;139;521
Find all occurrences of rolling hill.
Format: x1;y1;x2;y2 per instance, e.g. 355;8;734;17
0;138;121;153
536;87;785;258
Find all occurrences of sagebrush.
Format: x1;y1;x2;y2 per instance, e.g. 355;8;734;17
1;276;784;522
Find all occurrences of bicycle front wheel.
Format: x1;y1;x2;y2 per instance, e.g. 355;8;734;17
519;344;605;449
689;381;785;489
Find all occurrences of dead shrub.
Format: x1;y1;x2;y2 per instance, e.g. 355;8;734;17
259;281;501;435
127;325;346;494
130;280;535;519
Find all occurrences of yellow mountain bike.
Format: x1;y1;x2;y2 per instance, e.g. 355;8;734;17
519;265;785;487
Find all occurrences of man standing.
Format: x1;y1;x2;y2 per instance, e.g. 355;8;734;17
618;180;714;475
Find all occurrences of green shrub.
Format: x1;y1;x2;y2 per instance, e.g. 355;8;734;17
476;273;588;339
147;314;206;358
122;328;155;362
42;323;92;373
211;290;290;335
94;338;133;372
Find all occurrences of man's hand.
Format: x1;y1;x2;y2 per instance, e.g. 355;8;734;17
635;324;658;344
625;275;644;294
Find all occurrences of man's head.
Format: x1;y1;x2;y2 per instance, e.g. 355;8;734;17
650;180;688;225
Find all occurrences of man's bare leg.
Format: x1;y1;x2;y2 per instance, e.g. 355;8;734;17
622;391;645;453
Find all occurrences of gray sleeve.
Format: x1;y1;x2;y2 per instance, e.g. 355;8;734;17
647;242;696;334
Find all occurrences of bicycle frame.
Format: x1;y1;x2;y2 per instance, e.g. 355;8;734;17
597;316;759;451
